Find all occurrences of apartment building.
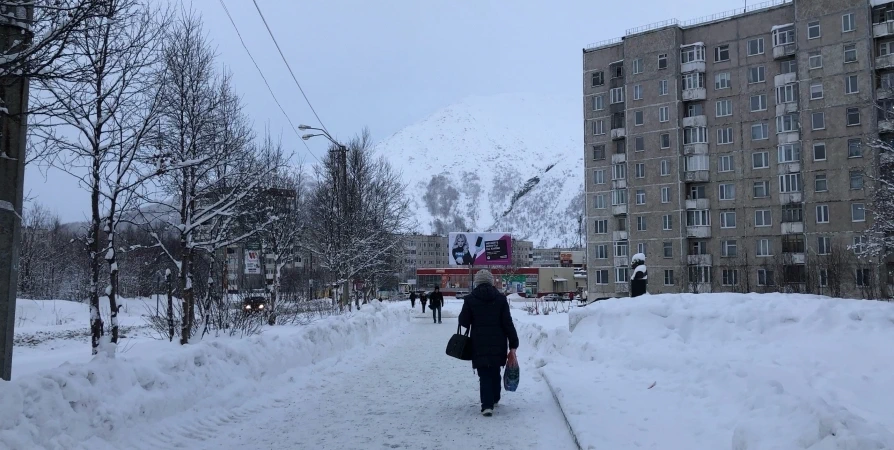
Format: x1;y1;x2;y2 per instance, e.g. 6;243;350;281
584;0;889;299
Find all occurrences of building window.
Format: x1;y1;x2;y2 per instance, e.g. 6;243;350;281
780;59;797;74
659;106;669;122
755;210;772;227
852;203;865;222
750;94;767;112
846;107;860;126
664;270;675;286
748;66;765;84
747;38;764;56
854;236;866;255
663;242;673;258
842;13;855;33
809;83;824;100
752;152;769;169
633;84;643;100
594;245;608;259
779;173;802;193
681;44;706;63
753;181;769;198
815;173;827;192
634;110;644;126
715;72;731;90
777;83;798;103
658;53;667;69
817;236;831;255
715;99;732;117
614;240;628;257
615;267;629;283
663;214;672;230
684;126;708;144
719;155;734;172
635;162;645;178
816;205;829;223
813;142;826;161
635;136;645;151
722;269;739;286
776;114;799;133
636;216;646;231
717;127;733;145
660;133;670;149
689;266;712;284
808;51;822;69
686;210;710;227
844;43;857;63
610;87;625;104
714;44;730;62
633;58;643;74
812;112;825;130
757;238;772;257
593;145;605;160
592;71;604;87
594;169;605;184
661;186;671;203
660;159;670;176
595;219;608;234
593;95;604;111
635;189;646;205
850;171;864;190
758;269;775;286
856;268;871;287
818;269;828;287
848;139;862;158
720;211;736;229
594;120;605;135
594;269;609;284
594;193;606;209
659;79;668;95
845;75;858;94
612;64;623;78
882;41;894;56
719;183;735;201
612;163;626;180
807;20;821;39
682;72;706;90
751;123;769;140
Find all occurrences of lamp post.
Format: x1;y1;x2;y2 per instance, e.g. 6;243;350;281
300;125;350;310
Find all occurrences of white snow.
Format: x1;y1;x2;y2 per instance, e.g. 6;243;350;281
681;41;704;48
631;264;647;280
631;252;645;263
771;22;794;31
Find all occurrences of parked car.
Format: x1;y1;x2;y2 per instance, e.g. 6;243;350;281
540;293;563;302
242;295;267;313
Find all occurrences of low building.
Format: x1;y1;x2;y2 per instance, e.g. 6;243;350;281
415;266;577;298
532;247;586;267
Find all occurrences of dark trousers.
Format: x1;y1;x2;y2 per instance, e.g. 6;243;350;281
421;302;426;313
432;306;441;323
477;366;502;411
410;299;416;307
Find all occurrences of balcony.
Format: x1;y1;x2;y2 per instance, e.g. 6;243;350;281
681;60;705;74
683;143;709;155
611;179;627;189
781;221;804;234
686;226;711;239
874;21;894;39
611;152;626;164
611;127;626;140
772;44;796;59
615;256;629;268
682;115;707;128
880;120;894;133
775;102;798;116
612;230;628;241
684;170;710;183
878;54;894;70
687;254;713;266
612;204;628;216
774;72;797;88
783;253;806;264
780;192;803;204
778;131;800;144
682;87;706;101
685;198;709;210
777;162;800;174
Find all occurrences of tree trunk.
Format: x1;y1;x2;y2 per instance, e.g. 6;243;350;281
107;218;120;344
89;165;102;355
180;245;192;345
166;271;174;342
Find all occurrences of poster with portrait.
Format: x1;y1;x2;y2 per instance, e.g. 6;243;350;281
447;232;512;266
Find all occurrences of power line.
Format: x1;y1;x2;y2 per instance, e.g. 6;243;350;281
217;0;322;164
251;0;330;135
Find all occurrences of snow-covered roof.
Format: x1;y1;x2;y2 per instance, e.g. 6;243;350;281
609;59;624;65
552;278;569;282
771;23;794;31
632;253;646;263
681;42;704;48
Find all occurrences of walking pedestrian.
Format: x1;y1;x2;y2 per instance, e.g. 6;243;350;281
420;291;428;313
409;291;417;308
458;270;519;417
429;286;444;324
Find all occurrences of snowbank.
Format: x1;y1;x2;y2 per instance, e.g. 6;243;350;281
528;294;894;449
0;302;410;450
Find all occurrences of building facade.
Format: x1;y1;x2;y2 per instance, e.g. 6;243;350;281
584;0;887;299
532;247;586;267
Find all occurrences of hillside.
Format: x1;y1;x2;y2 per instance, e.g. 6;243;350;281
374;93;584;248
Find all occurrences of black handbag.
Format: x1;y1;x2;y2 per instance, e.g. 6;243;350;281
446;324;473;360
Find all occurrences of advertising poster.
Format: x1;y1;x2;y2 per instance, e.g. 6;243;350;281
244;249;261;275
447;232;512;266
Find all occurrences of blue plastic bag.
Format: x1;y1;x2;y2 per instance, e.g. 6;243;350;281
503;358;520;392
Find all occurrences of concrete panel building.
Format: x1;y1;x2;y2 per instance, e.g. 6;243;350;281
583;0;889;299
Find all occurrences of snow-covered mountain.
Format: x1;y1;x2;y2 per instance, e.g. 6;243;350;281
375;93;584;248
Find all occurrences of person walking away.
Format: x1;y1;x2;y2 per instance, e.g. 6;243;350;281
458;270;519;417
420;291;428;313
429;286;444;324
409;291;417;308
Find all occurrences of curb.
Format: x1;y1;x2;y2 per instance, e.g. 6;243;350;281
541;368;585;450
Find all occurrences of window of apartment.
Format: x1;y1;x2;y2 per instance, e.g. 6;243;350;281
750;94;767;112
635;162;645;178
615;140;625;154
595;219;608;234
684;126;708;144
856;268;871;287
752;123;769;140
690;240;708;255
782;205;803;223
636;216;647;231
719;183;735;201
594;120;605;135
715;72;731;90
687;103;704;117
815;173;828;192
776;114;799;133
755;209;772;227
846;107;860;126
660;159;670;176
854;236;866;255
689;266;712;284
720;211;737;229
685;155;709;172
592;71;604;87
664;270;675;286
689;185;706;199
848;139;862;158
715;99;732;117
686;210;710;227
635;189;646;205
659;79;668;95
722;269;739;286
634;110;644;126
714;44;730;62
773;27;794;46
844;43;857;63
807;20;821;39
816;204;830;223
818;269;828;287
593;269;609;284
842;13;855;33
663;214;673;230
682;72;706;90
658;53;667;69
780;59;797;74
808;51;822;69
634;136;645;151
594;244;608;259
681;44;706;63
614;240;629;257
612;163;626;180
661;186;671;203
812;112;825;130
748;66;765;84
753;181;769;198
777;83;798;103
852;203;865;222
881;41;894;56
810;83;824;100
717;127;733;145
758;269;775;286
659;106;669;122
637;243;648;256
594;169;605;184
592;95;605;111
747;38;764;56
752;151;769;169
850;170;864;189
612;64;623;78
817;236;831;255
813;142;826;161
610;87;625;104
779;173;802;193
594;193;606;209
633;58;643;74
593;145;605;161
615;267;629;283
845;75;858;94
660;133;670;149
633;84;643;100
719;155;734;172
663;242;673;258
757;238;772;257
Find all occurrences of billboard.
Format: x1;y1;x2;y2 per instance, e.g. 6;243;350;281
448;232;512;266
244;249;261;275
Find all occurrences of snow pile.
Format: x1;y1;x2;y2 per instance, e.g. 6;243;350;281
522;293;894;449
0;302;409;450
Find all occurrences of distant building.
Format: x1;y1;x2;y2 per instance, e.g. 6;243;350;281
533;247;586;268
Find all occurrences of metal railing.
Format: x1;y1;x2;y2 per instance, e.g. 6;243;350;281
625;19;679;36
584;37;622;51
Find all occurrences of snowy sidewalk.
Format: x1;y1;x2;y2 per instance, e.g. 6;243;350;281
118;309;577;450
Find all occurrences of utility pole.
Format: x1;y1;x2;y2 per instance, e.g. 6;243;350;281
0;3;34;381
338;144;349;309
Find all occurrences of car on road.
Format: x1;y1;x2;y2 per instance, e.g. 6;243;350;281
242;295;267;313
540;293;564;302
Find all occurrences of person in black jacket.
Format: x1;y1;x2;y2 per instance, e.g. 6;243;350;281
428;286;444;324
420;291;428;313
458;269;520;417
409;291;417;308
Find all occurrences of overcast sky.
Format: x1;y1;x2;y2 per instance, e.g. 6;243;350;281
25;0;749;222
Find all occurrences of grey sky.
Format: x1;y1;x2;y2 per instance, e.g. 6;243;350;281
26;0;748;222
